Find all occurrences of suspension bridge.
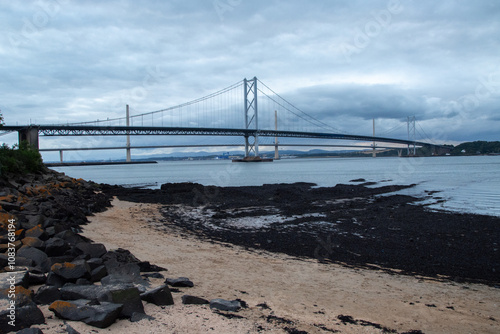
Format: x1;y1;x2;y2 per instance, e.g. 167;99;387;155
2;77;449;162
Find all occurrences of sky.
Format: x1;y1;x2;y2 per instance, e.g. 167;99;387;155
1;0;499;161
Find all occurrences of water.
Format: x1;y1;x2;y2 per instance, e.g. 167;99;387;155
52;156;500;217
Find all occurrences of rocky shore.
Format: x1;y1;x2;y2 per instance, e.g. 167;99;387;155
0;170;245;333
106;181;500;285
0;169;499;333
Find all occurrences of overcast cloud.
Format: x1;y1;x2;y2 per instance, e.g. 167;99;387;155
1;0;499;160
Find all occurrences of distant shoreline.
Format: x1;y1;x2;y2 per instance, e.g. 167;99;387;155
45;160;157;167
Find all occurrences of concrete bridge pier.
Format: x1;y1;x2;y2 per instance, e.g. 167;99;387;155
18;126;40;150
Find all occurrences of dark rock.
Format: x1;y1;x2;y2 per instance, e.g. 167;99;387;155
0;201;22;211
182;295;209;305
166;277;194;287
0;285;34;307
46;256;75;268
140;285;174;306
49;299;123;328
25;225;48;241
0;302;45;332
138;261;166;273
90;265;108;283
0;271;29;289
102;262;148;288
60;284;107;301
46;272;66;288
13;256;34;268
75;278;92;285
34;285;61;305
107;286;144;318
102;248;140;265
22;236;46;249
209;299;241;312
76;242;107;259
54;230;85;245
130;312;155;322
44;237;70;256
16;328;44;334
20;215;43;230
28;272;47;285
51;260;90;281
17;247;49;272
86;257;104;270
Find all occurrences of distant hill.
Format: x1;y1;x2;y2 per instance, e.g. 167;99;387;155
452;141;500;155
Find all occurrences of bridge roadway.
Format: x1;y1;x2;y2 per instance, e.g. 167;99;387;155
2;125;434;148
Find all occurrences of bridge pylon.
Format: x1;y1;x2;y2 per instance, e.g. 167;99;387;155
244;77;259;158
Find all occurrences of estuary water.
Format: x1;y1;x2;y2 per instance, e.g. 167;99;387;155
52;155;500;217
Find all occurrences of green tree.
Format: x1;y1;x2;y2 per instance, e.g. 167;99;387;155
0;111;44;176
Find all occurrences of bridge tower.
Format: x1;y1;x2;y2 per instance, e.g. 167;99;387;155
244;77;259;158
407;116;416;156
126;105;131;162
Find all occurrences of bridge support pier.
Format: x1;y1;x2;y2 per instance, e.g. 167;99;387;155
18;126;40;150
59;150;64;163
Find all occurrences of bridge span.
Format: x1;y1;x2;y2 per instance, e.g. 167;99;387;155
1;77;451;162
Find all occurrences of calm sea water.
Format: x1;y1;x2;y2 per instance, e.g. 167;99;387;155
52;156;500;217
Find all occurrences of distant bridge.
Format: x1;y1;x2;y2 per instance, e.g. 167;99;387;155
1;77;450;162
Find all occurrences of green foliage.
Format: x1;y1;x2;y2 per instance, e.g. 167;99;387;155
452;141;500;155
0;141;44;176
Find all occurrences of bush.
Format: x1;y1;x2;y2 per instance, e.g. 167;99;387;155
0;141;44;176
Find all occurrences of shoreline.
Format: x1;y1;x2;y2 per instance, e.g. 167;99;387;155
105;182;500;286
1;171;499;333
77;197;499;333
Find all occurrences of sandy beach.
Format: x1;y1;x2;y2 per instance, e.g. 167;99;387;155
34;197;499;334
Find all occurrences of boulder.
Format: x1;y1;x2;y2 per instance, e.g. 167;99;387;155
28;272;47;285
140;285;174;306
54;230;85;245
17;247;49;272
90;265;108;283
102;248;140;265
165;277;194;287
0;301;45;332
107;286;144;318
0;286;34;307
0;271;29;289
46;272;66;288
16;256;35;269
51;260;90;281
49;299;123;328
209;299;242;312
76;242;107;259
20;215;43;230
44;237;70;256
25;225;48;241
34;285;61;305
182;295;209;305
21;237;45;249
102;262;148;289
138;261;166;273
86;257;104;270
60;284;107;301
